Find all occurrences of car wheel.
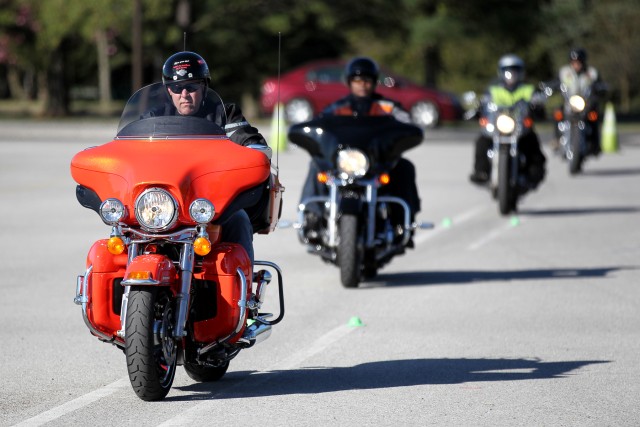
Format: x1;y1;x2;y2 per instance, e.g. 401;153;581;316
411;101;440;128
285;98;314;124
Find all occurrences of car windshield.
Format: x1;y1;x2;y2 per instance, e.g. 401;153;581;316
116;82;227;138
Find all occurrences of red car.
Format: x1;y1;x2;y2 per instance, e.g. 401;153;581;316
260;59;463;128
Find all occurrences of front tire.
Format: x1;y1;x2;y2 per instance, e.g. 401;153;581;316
125;287;177;401
497;145;515;215
338;214;360;288
569;124;583;175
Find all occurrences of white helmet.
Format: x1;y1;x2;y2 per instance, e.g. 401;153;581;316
497;54;525;87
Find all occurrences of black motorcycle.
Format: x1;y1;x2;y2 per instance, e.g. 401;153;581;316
289;115;428;288
545;81;605;174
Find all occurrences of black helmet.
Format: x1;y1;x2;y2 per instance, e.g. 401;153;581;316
345;57;379;82
497;54;525;87
162;51;210;86
569;48;587;64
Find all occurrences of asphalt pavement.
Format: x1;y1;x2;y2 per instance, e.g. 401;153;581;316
1;120;639;426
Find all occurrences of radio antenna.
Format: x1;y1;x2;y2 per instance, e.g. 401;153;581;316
183;32;187;51
275;32;282;172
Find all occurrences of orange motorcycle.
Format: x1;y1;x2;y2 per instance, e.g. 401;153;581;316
71;83;284;401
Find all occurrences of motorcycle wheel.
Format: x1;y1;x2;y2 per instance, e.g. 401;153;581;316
338;214;360;288
125;287;177;401
497;145;515;215
569;125;583;175
184;361;229;382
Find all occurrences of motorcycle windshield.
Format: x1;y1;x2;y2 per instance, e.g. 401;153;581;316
116;82;227;137
71;83;270;227
288;115;423;165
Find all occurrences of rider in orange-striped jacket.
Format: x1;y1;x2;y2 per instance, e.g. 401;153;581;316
300;57;421;246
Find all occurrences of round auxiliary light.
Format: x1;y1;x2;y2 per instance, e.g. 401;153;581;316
189;199;215;224
100;198;125;225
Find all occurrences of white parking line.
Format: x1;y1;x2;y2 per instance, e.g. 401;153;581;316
12;323;357;427
466;219;520;251
157;323;358;426
12;378;129;427
414;205;487;245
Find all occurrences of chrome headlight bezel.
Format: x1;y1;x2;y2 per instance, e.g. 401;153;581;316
496;114;516;134
99;198;126;225
569;95;586;113
189;198;215;224
337;148;369;179
134;187;178;232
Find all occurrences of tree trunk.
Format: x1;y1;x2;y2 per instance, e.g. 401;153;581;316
423;45;441;88
132;0;143;91
42;45;69;117
95;29;112;113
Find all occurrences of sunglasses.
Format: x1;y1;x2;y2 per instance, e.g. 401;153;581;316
168;81;203;94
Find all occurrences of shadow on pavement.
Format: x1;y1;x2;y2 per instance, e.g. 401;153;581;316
360;265;637;288
169;357;608;401
518;205;640;216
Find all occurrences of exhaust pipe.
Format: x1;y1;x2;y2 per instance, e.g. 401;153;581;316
242;321;272;347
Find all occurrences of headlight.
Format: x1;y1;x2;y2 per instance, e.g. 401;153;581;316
496;114;516;134
569;95;586;112
337;149;369;179
189;199;215;224
134;188;178;231
100;198;125;225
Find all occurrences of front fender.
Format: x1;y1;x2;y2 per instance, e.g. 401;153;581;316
122;254;178;291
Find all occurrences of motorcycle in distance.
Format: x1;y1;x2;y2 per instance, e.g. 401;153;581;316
289;115;432;288
71;83;285;401
463;91;546;215
542;81;605;174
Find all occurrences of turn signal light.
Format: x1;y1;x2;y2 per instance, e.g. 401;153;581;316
588;111;598;121
107;236;126;255
524;117;534;128
194;237;212;256
317;172;328;184
479;117;489;127
554;110;564;121
379;173;390;185
127;271;151;280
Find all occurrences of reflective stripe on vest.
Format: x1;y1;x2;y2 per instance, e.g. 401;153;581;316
489;84;535;107
332;99;396;116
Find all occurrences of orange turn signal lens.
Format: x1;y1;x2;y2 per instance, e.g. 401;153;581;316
588;111;598;121
107;236;126;255
194;237;212;256
317;172;328;184
379;173;390;185
479;117;488;127
127;271;151;280
554;110;564;121
524;117;534;128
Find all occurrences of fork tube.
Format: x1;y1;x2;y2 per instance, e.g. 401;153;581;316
118;242;140;337
173;243;195;338
327;182;339;247
365;184;377;248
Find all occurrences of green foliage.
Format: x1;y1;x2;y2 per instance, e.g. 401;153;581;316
1;0;640;115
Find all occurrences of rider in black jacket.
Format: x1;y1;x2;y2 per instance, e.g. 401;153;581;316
159;51;268;264
300;57;421;246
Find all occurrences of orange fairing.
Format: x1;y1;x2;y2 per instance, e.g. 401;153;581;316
70;138;270;225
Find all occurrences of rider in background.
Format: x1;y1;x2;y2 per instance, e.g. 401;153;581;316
551;48;606;155
160;51;269;264
300;56;422;246
468;54;546;188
